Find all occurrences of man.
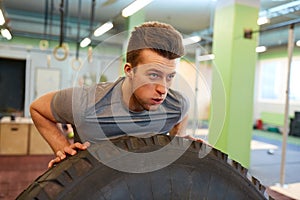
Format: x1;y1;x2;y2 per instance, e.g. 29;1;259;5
30;21;189;168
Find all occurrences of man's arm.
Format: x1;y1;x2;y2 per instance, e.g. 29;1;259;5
169;115;206;143
30;91;88;168
169;115;188;136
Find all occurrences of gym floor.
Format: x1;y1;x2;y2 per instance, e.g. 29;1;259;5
250;130;300;200
0;130;299;200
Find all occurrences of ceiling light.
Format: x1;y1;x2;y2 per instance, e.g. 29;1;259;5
256;46;267;53
259;0;300;18
80;37;91;48
0;9;5;25
122;0;153;18
183;36;201;46
257;17;270;25
1;29;12;40
94;21;113;37
268;0;300;13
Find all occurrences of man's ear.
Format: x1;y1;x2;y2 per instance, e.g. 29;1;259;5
124;63;133;78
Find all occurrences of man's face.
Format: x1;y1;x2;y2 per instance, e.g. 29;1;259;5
128;49;178;111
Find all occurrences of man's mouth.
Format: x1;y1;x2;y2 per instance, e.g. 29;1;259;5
151;98;164;104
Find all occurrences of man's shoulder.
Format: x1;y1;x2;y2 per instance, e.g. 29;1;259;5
92;77;124;102
166;88;189;108
167;88;185;100
95;77;124;90
165;89;190;118
96;81;113;89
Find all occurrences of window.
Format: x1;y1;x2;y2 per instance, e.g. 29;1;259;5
290;60;300;101
258;57;300;103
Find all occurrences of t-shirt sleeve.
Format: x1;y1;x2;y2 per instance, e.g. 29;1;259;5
167;88;190;124
51;87;75;124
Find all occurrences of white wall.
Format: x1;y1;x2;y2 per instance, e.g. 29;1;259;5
0;43;122;117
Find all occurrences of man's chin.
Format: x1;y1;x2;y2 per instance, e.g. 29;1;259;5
147;105;160;111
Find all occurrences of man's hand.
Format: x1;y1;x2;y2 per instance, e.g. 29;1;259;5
178;134;211;146
48;142;90;168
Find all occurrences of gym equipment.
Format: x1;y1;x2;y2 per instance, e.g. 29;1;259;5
16;134;270;200
53;0;69;61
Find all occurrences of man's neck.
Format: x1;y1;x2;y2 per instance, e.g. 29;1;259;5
121;77;144;112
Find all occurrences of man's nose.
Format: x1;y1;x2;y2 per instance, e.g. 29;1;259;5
156;82;167;95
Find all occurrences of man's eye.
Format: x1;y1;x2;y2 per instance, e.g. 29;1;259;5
149;73;159;79
167;74;175;80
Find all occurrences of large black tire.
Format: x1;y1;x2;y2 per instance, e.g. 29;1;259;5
17;134;269;200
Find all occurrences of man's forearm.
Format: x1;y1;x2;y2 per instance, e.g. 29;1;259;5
30;91;71;154
31;108;71;154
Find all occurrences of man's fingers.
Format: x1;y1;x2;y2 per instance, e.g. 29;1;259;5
56;150;67;159
83;141;91;147
63;142;90;156
49;142;90;168
63;146;77;155
48;156;61;168
73;142;90;149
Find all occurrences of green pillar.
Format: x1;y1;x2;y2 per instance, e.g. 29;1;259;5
209;0;259;168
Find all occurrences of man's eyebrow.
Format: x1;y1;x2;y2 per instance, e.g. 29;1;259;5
146;68;163;74
146;68;177;75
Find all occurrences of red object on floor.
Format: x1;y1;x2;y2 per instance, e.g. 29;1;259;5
256;119;263;130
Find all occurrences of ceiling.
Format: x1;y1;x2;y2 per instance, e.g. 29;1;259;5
1;0;300;50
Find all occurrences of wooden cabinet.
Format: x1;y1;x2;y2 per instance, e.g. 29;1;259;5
0;119;53;155
0;123;29;155
29;124;53;155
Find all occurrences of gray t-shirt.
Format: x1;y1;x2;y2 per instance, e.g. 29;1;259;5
51;77;189;143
